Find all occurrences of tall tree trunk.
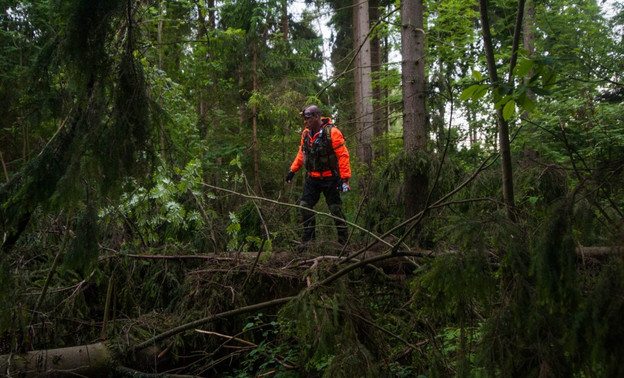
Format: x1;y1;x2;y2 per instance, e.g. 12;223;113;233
478;0;517;221
281;0;289;42
196;1;209;141
523;0;536;101
354;0;375;169
401;0;428;219
208;0;215;28
252;41;261;194
384;19;391;135
158;1;167;161
370;0;385;157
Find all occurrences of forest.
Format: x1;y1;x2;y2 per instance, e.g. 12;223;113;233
0;0;623;376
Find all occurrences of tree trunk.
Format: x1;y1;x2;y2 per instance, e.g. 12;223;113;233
196;1;210;141
477;0;517;221
208;0;215;29
158;1;167;161
523;0;536;101
0;343;114;377
401;0;428;219
370;0;385;157
281;0;289;42
353;0;375;169
252;41;261;194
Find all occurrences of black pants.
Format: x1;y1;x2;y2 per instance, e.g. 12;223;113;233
300;176;348;244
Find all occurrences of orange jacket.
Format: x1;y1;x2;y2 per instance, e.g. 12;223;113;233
290;117;351;180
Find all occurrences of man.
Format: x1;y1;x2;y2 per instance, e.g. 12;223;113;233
286;105;351;246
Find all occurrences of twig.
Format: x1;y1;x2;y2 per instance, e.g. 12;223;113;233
558;119;614;224
320;304;423;352
316;6;401;98
132;250;427;353
241;239;266;290
201;182;393;248
390;83;457;253
101;271;114;341
345;152;500;263
32;213;72;319
194;330;256;346
188;189;218;250
0;150;9;183
132;296;294;352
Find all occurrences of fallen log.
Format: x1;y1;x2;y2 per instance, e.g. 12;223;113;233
0;342;113;377
0;343;172;377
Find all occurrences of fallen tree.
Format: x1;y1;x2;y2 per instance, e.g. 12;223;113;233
1;250;423;376
0;342;113;377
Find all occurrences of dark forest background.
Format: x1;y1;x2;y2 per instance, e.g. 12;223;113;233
1;0;623;376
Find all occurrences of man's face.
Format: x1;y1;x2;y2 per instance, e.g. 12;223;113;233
303;113;320;129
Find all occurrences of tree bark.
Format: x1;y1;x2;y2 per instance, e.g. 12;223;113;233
196;0;210;141
401;0;428;219
252;41;261;194
477;0;517;221
281;0;289;42
370;0;385;157
0;342;114;377
522;0;536;102
158;1;167;160
354;0;375;168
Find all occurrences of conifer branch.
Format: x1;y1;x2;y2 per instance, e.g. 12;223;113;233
132;296;295;352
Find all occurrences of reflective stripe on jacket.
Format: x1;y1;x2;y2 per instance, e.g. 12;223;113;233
290;117;351;180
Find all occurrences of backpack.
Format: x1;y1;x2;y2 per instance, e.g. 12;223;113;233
302;124;339;175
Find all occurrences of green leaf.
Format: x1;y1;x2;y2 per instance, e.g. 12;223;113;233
473;84;489;100
516;93;535;112
471;70;483;81
530;87;551;96
495;94;512;109
460;84;481;101
542;70;557;87
503;100;515;120
514;59;535;78
497;85;512;96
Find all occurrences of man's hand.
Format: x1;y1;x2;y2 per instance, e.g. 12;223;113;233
285;170;295;184
341;179;350;192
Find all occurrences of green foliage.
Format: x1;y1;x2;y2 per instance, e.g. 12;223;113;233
2;0;624;376
460;57;557;120
575;260;624;377
100;159;210;246
226;211;242;251
279;282;388;377
414;251;496;322
227;313;298;378
64;203;99;277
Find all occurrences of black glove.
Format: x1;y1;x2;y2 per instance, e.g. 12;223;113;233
286;170;295;183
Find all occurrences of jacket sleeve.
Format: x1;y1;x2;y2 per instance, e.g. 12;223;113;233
289;131;305;172
331;127;351;180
